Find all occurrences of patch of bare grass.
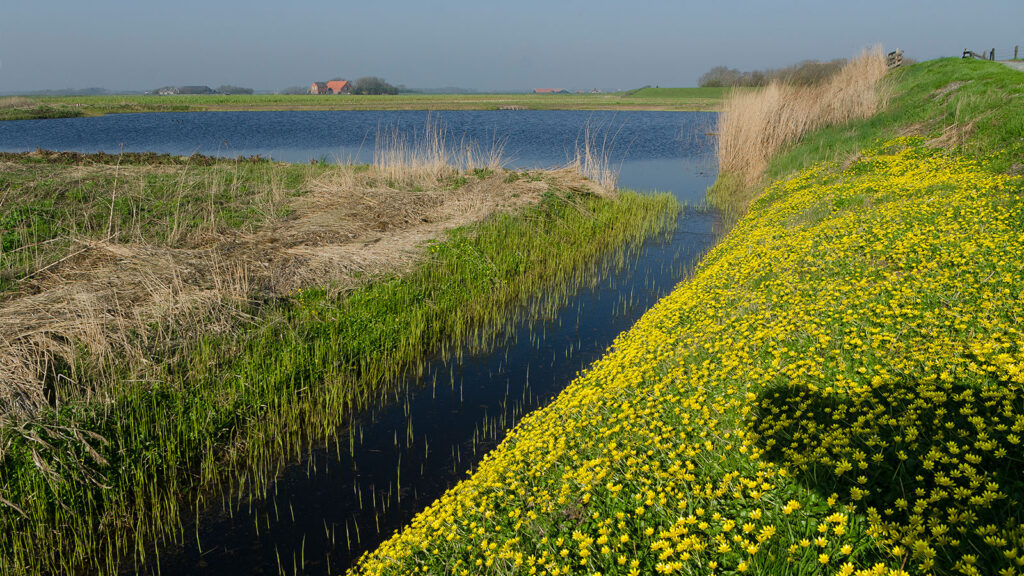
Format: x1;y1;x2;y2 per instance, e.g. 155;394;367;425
0;152;599;418
932;80;968;100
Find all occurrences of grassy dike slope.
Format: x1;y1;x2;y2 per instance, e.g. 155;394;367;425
351;60;1024;575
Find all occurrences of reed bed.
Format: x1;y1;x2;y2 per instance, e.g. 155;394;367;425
0;143;678;574
566;121;621;191
372;113;508;185
714;47;889;208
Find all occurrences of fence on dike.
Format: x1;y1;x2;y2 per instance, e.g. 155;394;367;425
963;45;1021;61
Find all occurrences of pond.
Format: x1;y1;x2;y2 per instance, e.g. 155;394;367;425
0;110;716;203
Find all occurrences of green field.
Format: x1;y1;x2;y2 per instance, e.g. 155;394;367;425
351;59;1024;576
766;58;1024;179
0;90;726;122
623;86;736;99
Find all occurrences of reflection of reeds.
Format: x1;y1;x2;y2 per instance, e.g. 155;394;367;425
715;47;888;206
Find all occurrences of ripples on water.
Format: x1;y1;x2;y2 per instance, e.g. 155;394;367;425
0;110;715;201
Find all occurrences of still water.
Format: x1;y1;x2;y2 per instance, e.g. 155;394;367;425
0;110;715;201
2;110;721;574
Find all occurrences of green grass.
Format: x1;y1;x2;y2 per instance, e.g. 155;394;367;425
0;164;679;574
622;86;735;99
0;90;725;121
766;58;1024;180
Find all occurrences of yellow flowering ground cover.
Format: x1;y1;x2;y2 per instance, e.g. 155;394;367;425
350;138;1024;576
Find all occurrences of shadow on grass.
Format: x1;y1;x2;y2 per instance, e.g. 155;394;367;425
750;378;1024;573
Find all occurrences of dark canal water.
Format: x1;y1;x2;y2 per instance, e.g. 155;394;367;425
1;111;721;575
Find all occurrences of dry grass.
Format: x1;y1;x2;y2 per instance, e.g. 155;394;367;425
372;113;508;185
716;47;889;199
566;123;619;191
0;153;599;418
0;97;36;109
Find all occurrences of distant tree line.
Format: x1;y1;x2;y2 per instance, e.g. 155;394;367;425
351;77;399;95
149;85;254;95
699;59;848;87
216;85;253;95
18;87;110;96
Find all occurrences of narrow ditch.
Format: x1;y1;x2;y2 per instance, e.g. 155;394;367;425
148;201;721;575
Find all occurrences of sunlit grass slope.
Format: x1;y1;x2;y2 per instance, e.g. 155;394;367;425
351;60;1024;576
768;58;1024;179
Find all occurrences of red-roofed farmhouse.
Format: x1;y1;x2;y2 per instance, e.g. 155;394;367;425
326;80;351;94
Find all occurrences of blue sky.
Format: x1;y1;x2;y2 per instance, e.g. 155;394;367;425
1;0;1021;92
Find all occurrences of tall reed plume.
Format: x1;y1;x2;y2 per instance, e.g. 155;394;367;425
716;46;889;205
565;118;628;192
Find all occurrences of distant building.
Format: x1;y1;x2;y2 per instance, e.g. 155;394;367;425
326;80;351;94
533;88;569;94
310;80;352;94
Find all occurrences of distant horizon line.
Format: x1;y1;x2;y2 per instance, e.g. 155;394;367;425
0;81;688;96
1;84;675;97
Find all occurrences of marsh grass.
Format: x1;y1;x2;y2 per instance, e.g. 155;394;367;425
566;125;618;191
372;113;508;186
0;145;551;417
0;154;312;414
0;147;678;574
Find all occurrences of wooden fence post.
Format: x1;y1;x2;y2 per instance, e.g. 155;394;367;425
1016;45;1020;60
990;49;995;61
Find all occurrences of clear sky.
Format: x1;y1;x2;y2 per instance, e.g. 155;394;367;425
2;0;1022;93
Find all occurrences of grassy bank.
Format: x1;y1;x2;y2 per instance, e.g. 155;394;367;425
350;60;1024;576
0;89;725;121
0;151;679;574
765;58;1024;179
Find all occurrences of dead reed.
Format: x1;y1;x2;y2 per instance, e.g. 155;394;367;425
0;97;36;110
715;47;889;206
372;113;508;186
566;123;619;192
